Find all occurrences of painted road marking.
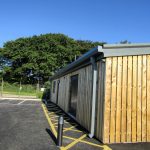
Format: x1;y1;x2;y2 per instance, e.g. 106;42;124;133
42;104;57;137
63;128;82;133
63;136;112;150
43;103;112;150
50;116;59;119
50;118;58;122
0;103;40;106
18;100;26;105
62;134;87;150
0;97;40;101
53;121;76;125
48;112;55;115
63;125;77;132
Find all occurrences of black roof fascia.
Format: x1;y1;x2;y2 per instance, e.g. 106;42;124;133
50;46;103;80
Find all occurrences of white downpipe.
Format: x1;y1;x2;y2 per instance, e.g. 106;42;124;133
89;57;97;138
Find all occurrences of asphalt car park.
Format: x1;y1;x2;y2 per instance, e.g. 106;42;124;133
0;98;150;150
0;99;59;150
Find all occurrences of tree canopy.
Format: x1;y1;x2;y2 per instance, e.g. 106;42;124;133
0;33;105;83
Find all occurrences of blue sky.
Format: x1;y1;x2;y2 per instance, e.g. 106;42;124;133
0;0;150;47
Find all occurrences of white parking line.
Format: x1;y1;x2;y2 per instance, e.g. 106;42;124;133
0;103;40;106
18;100;26;105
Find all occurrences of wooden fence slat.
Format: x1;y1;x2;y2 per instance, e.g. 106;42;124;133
96;61;105;141
96;62;101;139
103;58;112;143
142;55;147;142
75;66;92;131
137;56;142;142
147;55;150;141
121;57;127;142
97;62;102;139
110;57;117;143
127;56;132;142
116;57;122;143
127;56;133;142
132;56;137;142
65;75;70;112
101;61;105;140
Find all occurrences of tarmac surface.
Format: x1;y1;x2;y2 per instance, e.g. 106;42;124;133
44;102;150;150
0;98;150;150
0;99;59;150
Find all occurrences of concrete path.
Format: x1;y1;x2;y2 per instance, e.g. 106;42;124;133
0;93;40;100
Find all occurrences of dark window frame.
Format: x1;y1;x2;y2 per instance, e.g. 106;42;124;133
69;74;79;117
53;81;56;93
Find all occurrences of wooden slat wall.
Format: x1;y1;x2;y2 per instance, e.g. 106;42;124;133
110;57;117;143
127;56;132;142
95;60;105;141
103;58;112;143
116;57;122;142
50;65;93;131
57;75;70;112
142;55;147;141
137;56;142;142
76;65;93;131
122;57;127;142
132;56;137;142
103;55;150;143
147;55;150;141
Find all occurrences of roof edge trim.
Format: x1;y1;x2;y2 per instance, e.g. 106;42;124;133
50;46;103;80
50;43;150;80
103;43;150;49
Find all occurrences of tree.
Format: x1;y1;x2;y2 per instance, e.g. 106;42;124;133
120;40;131;44
1;33;104;83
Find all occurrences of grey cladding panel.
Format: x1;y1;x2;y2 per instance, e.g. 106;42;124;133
102;47;150;57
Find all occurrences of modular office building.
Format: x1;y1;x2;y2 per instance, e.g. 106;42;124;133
50;43;150;143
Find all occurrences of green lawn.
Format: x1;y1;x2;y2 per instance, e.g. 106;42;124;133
1;82;43;98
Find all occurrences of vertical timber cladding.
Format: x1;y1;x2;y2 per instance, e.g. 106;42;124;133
76;65;93;131
52;64;93;132
57;74;70;112
103;55;150;143
95;60;106;141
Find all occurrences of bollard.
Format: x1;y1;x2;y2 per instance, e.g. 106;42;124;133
57;116;64;147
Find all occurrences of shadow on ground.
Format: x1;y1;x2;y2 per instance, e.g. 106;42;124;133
44;101;150;150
